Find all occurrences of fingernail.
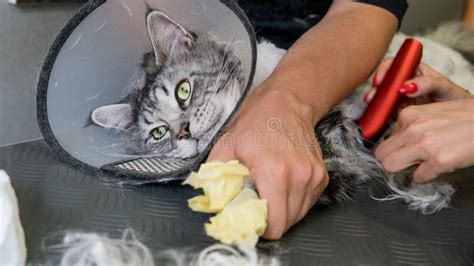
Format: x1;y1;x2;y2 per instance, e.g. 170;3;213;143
363;89;376;103
371;74;378;87
363;91;371;103
399;83;418;94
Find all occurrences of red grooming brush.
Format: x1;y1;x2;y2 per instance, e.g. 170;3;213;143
359;39;423;142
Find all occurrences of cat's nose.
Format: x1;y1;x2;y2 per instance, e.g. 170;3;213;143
177;122;191;140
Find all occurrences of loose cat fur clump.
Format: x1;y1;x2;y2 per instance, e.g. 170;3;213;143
91;10;462;213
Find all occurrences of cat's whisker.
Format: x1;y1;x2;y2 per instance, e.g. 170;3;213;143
203;40;242;104
200;54;233;111
207;27;243;96
204;58;240;111
200;59;237;113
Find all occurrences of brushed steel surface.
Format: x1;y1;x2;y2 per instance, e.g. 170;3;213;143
1;141;473;264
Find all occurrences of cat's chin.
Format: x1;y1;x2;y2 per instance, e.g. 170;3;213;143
196;127;221;154
177;153;198;160
161;150;199;160
170;140;200;159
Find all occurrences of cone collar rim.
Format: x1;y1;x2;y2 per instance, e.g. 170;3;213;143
36;0;257;184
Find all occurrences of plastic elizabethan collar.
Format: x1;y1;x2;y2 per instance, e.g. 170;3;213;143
36;0;256;183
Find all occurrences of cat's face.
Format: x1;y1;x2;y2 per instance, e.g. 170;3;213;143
91;11;245;158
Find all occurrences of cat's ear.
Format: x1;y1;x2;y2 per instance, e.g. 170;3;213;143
91;104;132;129
146;11;194;65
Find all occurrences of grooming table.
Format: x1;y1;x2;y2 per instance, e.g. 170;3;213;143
1;140;473;265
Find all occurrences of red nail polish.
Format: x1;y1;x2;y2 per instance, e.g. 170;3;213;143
363;91;370;103
371;74;378;87
399;83;418;94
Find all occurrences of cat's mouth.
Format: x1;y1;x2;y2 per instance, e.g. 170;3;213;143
199;113;223;138
166;138;200;159
179;146;199;159
190;115;223;154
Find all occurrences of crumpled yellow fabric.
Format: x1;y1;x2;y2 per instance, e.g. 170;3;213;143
205;188;267;247
184;161;268;247
183;160;250;213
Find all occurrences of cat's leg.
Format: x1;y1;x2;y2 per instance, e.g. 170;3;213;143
315;104;385;204
315;104;455;213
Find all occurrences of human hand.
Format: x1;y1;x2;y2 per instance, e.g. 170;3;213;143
207;83;329;240
371;58;473;182
364;58;471;106
375;97;474;183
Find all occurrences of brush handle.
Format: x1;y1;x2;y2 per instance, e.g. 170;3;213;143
359;39;423;141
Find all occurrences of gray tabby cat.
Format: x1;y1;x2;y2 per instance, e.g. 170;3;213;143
92;11;244;159
91;11;452;209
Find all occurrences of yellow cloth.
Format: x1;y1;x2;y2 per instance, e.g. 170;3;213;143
184;160;249;213
184;161;268;247
205;188;267;247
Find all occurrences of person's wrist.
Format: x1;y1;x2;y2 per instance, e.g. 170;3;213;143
253;80;319;126
256;70;328;125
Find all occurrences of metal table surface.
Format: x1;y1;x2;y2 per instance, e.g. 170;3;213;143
1;140;473;265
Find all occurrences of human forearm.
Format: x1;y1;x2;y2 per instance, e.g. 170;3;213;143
465;0;474;30
208;0;401;239
260;1;398;124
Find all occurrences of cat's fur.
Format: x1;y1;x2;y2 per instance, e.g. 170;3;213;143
92;12;245;159
91;11;473;212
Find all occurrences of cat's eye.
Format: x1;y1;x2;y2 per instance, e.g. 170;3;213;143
176;80;191;102
151;126;168;140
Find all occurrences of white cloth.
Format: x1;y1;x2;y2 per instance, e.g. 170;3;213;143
0;170;26;266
